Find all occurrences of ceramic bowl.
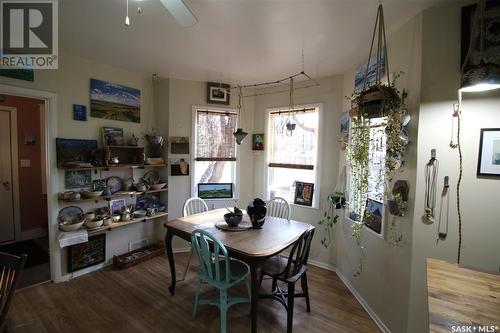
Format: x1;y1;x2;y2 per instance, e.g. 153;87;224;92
59;220;84;232
111;214;121;222
133;210;147;218
150;183;166;191
103;216;114;226
84;212;95;220
81;190;103;199
224;213;243;227
58;191;74;200
84;218;103;229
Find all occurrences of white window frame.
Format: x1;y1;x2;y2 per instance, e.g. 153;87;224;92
191;105;240;201
345;117;387;239
264;102;323;209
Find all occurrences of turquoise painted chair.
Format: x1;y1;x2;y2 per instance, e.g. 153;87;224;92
191;229;251;333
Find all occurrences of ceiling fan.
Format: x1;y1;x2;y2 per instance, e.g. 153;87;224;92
126;0;197;27
159;0;198;27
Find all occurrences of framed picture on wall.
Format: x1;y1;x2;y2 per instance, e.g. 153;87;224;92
477;128;500;177
364;198;383;234
252;134;264;150
68;234;106;272
198;183;233;199
207;82;230;105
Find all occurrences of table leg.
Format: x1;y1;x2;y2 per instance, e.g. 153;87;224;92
250;263;260;333
165;230;176;295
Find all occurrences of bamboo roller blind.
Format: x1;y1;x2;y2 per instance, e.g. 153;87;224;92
195;110;237;161
268;108;318;170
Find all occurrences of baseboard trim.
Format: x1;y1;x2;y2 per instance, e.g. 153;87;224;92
173;247;191;253
336;271;391;333
308;258;337;272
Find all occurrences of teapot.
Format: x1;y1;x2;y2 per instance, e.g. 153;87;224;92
120;204;134;221
247;198;267;229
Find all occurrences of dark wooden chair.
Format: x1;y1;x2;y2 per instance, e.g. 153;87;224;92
259;229;315;333
0;252;27;332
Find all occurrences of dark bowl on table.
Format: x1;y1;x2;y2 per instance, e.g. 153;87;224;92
224;213;243;227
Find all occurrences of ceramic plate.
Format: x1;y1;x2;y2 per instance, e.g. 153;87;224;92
106;176;123;194
58;206;84;223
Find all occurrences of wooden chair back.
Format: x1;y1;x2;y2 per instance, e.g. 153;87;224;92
183;197;209;217
267;197;291;220
0;252;27;326
283;229;315;281
191;229;232;284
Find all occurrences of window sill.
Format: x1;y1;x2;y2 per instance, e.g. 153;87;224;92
290;203;319;211
203;198;239;202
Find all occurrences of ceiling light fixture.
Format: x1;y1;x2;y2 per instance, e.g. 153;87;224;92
452;0;499;265
460;0;500;93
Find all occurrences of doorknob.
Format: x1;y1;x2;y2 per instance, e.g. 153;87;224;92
2;181;10;190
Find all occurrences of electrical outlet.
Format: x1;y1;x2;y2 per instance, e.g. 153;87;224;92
129;239;148;251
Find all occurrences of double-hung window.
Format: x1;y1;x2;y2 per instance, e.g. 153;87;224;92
348;116;387;235
192;107;238;198
266;104;321;208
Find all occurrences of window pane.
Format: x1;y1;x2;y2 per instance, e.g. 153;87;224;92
195;161;234;184
268;109;318;168
268;167;316;202
196;111;237;160
348;117;387;221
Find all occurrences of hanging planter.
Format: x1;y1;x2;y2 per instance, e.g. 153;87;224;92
345;4;411;276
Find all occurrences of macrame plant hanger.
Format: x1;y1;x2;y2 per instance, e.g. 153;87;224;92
286;77;296;136
362;4;390;93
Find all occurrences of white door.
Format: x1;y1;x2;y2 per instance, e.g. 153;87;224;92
0;110;15;243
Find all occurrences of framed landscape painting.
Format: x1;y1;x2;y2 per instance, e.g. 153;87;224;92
198;183;233;199
90;78;141;123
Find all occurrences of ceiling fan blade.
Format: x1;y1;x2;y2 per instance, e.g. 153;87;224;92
159;0;197;27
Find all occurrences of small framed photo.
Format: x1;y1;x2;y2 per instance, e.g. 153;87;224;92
170;158;189;176
73;104;87;121
364;198;383;234
294;182;314;206
102;127;124;146
477;128;500;177
170;136;190;154
198;183;233;199
252;134;264;151
207;82;230;105
109;199;126;215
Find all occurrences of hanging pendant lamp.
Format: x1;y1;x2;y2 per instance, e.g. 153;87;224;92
233;86;248;145
460;0;500;92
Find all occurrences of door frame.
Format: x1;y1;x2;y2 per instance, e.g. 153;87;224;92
0;106;19;243
0;84;59;282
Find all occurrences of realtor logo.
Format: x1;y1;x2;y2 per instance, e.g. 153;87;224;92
0;0;58;69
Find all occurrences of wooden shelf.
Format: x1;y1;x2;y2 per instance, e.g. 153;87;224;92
87;212;168;236
59;163;167;172
59;188;168;205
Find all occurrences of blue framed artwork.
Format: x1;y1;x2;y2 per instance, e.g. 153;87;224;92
354;48;385;93
73;104;87;121
90;78;141;123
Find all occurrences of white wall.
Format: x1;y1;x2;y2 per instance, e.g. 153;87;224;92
407;2;500;332
166;78;255;248
335;14;423;333
0;53;165;282
252;75;344;268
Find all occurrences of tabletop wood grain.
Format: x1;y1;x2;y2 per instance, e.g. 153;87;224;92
165;208;314;258
427;258;500;333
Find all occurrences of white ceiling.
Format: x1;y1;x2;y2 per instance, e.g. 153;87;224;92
61;0;447;84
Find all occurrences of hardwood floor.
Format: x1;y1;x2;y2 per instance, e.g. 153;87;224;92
9;253;380;333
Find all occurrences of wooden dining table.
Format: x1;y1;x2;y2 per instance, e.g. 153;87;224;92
164;208;314;333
